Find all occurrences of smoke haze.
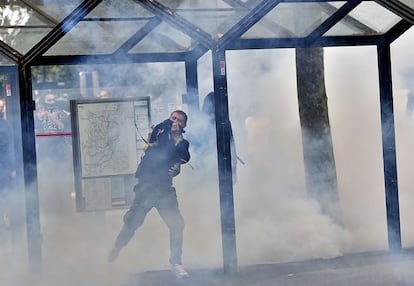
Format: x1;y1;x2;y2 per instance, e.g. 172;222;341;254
2;16;414;286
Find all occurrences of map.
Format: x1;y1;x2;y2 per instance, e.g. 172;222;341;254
71;97;151;211
77;101;138;177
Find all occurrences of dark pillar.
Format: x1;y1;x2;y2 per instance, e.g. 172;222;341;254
212;49;237;273
377;44;401;251
183;59;199;115
19;65;42;272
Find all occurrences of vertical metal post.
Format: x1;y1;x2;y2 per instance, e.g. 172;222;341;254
377;44;401;251
15;2;104;270
184;59;199;115
18;65;42;272
211;49;237;273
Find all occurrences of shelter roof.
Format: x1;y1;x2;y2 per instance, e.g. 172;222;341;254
0;0;412;64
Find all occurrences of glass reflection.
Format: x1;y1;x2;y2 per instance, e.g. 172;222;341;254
0;1;54;54
399;0;414;10
325;1;401;36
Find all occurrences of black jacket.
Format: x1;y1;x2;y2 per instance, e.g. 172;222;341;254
135;119;190;184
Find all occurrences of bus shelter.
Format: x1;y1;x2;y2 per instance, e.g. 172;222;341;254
0;0;413;275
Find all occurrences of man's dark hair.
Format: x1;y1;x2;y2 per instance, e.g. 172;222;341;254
171;110;188;124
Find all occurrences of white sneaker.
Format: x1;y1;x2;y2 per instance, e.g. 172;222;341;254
172;264;189;278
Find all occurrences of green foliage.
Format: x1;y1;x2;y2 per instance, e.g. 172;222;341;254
31;66;80;88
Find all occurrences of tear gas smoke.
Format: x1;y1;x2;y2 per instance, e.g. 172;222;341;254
2;16;414;286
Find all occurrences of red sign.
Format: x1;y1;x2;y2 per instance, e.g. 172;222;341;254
220;61;226;75
6;83;11;97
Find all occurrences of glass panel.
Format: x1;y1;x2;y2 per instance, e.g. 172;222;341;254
0;2;56;26
178;8;246;37
156;0;232;9
156;0;250;37
399;0;414;10
325;1;402;36
45;20;149;55
129;22;193;53
0;55;14;65
27;0;82;22
0;28;52;54
242;2;346;39
0;1;55;54
86;0;154;18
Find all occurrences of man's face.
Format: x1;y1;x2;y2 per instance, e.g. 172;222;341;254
170;112;187;132
44;94;56;105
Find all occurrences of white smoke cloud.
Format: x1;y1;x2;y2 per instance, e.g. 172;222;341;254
3;10;414;286
225;48;350;265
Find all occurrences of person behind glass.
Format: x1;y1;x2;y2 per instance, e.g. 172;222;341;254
99;89;111;99
36;92;69;133
0;100;16;228
0;99;6;119
108;110;191;278
35;92;70;162
198;91;238;184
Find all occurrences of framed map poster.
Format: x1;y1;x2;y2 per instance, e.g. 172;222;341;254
70;97;151;212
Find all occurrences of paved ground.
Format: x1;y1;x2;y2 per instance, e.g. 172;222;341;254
122;249;414;286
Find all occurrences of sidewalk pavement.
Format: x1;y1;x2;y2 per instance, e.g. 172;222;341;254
123;248;414;286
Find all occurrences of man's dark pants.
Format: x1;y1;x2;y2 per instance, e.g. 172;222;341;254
114;180;185;265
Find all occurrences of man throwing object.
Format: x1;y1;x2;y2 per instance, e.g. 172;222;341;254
108;110;190;279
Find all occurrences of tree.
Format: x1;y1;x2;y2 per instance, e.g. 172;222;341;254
296;47;342;224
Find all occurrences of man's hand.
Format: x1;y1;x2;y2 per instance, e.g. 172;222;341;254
168;163;181;177
171;120;184;146
38;108;47;119
173;134;183;146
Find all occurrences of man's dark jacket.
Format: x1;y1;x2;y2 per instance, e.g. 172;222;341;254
135;119;190;185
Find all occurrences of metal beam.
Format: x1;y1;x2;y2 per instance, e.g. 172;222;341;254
305;0;364;45
17;1;102;272
227;34;383;50
184;59;199;115
0;40;22;63
379;19;412;44
113;17;162;55
185;44;210;62
136;0;215;50
31;51;193;66
21;0;103;66
375;0;414;25
18;64;42;272
218;0;282;49
377;43;402;251
21;0;60;25
212;50;237;273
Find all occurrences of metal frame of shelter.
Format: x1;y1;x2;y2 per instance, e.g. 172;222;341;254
0;0;413;273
